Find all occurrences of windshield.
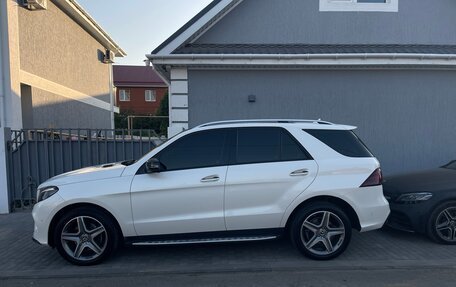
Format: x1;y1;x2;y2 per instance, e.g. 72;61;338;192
442;161;456;170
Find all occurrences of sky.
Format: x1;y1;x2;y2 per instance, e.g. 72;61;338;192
77;0;213;65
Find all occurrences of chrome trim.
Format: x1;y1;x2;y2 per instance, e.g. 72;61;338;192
132;236;277;246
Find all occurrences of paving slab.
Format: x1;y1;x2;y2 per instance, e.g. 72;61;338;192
1;211;456;279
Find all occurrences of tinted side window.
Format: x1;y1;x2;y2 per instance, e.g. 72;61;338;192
236;128;309;164
281;131;308;161
157;129;228;171
304;129;373;158
237;128;281;164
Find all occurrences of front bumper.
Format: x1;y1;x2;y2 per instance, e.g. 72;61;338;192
32;194;65;245
385;200;434;234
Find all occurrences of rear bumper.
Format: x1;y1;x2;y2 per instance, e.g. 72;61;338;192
349;186;390;232
32;237;42;245
358;206;390;232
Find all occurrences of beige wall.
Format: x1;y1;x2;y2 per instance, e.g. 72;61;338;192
18;1;116;128
18;0;112;104
3;0;23;129
31;87;111;129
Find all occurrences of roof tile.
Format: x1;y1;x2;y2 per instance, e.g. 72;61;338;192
113;65;166;87
173;44;456;55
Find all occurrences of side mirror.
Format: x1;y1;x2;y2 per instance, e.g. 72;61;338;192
145;158;161;173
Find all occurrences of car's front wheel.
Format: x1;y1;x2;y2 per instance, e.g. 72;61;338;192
427;201;456;245
290;202;352;260
53;207;119;265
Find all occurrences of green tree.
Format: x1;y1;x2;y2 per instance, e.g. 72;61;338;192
114;93;169;136
156;92;169;136
114;110;131;129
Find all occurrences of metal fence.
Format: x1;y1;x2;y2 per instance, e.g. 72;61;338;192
6;129;165;211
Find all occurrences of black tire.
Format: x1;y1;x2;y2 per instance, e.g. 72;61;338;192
53;207;119;266
426;201;456;245
290;202;352;260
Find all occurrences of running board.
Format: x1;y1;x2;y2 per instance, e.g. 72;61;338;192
131;236;278;246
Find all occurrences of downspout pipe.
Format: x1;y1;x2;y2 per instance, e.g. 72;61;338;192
108;62;115;129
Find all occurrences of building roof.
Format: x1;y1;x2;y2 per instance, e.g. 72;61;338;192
174;44;456;55
148;0;456;82
151;0;243;55
152;0;224;55
113;65;167;87
149;0;456;57
55;0;126;57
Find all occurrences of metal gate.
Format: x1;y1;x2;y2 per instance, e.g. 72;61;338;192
6;129;164;211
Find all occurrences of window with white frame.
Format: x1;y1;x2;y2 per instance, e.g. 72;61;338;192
320;0;398;12
119;89;130;101
145;90;157;102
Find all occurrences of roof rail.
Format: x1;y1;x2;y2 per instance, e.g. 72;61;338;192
199;119;334;128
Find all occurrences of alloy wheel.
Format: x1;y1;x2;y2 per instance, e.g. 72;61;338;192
300;211;346;256
60;216;108;261
435;207;456;242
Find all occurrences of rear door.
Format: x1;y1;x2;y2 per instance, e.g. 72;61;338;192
224;127;318;230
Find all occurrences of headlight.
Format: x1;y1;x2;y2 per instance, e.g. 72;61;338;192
396;192;433;203
37;186;59;202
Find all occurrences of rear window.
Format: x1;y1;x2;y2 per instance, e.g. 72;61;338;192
304;129;373;158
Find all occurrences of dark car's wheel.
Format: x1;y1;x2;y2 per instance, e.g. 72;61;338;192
427;201;456;245
290;202;352;260
53;207;119;265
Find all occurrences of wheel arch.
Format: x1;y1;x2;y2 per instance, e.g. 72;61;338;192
429;197;456;213
426;197;456;229
48;202;124;247
285;195;361;231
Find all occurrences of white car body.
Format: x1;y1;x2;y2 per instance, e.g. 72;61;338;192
32;120;390;250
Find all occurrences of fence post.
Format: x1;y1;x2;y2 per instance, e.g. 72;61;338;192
0;127;11;214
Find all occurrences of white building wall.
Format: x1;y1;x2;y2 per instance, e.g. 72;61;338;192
3;0;22;130
0;128;9;214
0;0;10;214
168;68;189;137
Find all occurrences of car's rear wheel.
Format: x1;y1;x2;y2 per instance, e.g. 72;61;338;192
53;207;119;265
290;202;352;260
427;201;456;245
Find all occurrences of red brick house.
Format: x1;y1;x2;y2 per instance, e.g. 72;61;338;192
113;65;168;115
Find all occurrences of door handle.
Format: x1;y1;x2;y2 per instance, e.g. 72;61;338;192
201;175;220;183
290;169;309;176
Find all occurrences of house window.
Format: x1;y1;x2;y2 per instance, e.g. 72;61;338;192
145;90;157;102
319;0;398;12
119;89;130;101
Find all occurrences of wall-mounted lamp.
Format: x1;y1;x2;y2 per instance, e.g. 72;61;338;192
248;95;256;103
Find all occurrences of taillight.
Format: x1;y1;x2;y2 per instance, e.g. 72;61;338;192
360;168;383;187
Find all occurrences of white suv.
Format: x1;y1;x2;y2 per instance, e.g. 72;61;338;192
32;120;390;265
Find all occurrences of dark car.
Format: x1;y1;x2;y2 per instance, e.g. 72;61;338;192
383;161;456;244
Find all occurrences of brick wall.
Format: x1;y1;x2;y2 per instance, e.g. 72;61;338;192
116;86;167;115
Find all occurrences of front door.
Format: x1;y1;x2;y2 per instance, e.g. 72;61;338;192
131;129;230;236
